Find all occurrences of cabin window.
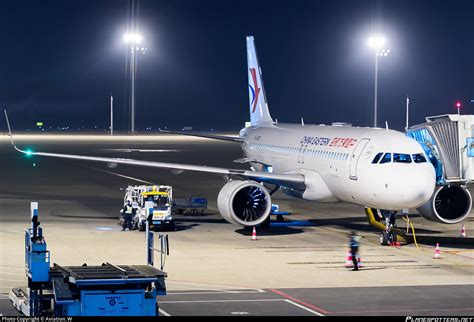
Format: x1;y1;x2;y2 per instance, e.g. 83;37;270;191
412;153;427;163
372;152;384;164
393;153;412;163
379;153;392;164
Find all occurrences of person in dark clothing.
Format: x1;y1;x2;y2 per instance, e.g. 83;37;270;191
122;200;134;231
349;231;360;271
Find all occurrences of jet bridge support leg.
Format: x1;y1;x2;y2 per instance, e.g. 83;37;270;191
364;207;408;245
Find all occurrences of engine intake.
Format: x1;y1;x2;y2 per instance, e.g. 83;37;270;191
217;180;272;226
417;185;472;224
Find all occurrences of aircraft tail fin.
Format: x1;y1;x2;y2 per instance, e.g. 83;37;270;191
246;36;273;126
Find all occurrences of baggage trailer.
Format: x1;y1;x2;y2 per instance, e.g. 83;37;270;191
172;196;208;215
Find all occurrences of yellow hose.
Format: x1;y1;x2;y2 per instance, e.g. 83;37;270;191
364;207;387;231
402;215;419;249
364;207;408;243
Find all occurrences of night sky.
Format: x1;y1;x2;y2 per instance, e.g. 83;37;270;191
1;0;473;132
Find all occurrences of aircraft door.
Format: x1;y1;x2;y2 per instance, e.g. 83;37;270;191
349;138;370;180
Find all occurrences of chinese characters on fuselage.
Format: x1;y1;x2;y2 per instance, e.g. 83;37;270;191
300;136;357;148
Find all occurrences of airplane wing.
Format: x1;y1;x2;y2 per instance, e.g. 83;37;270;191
4;111;304;189
158;129;243;143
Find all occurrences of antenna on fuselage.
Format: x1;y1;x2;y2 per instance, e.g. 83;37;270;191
405;95;410;130
385;121;389;130
301;117;305;126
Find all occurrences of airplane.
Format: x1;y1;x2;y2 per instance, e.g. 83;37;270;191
6;36;467;243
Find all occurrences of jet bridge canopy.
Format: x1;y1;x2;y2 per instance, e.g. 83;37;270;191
406;114;474;184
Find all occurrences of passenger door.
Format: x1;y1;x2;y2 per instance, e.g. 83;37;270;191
349;138;370;180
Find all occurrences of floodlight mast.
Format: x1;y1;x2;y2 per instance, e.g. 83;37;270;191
368;35;390;128
123;32;147;134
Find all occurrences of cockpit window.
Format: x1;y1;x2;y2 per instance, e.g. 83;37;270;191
379;153;392;164
372;152;384;164
412;153;427;163
393;153;412;163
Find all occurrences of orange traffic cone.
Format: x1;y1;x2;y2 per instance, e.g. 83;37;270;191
251;226;257;241
433;243;441;259
345;249;352;267
461;224;466;237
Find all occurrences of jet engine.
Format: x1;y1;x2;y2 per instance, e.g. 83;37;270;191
217;180;272;226
417;185;472;224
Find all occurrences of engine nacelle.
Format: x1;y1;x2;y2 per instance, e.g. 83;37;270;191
217;180;272;227
417;185;472;224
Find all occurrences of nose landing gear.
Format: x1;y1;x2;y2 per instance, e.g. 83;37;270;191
379;210;398;246
380;230;397;246
365;207;406;246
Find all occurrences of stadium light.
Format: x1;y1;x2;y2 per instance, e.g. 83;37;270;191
368;35;390;127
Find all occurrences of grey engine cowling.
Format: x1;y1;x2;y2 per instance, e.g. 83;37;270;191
417;185;472;224
217;180;272;226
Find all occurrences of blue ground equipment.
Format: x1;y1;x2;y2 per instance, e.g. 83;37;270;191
9;202;167;316
271;204;291;222
172;196;208;214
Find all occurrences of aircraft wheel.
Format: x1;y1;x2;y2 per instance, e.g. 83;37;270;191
389;231;397;243
380;231;389;245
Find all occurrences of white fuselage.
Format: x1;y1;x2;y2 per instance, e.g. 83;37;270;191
240;123;436;210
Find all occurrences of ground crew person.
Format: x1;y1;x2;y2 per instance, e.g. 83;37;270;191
122;199;134;231
349;231;360;271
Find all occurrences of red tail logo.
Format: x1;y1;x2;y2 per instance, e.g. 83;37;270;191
249;68;261;113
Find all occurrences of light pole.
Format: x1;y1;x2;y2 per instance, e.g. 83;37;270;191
123;33;147;134
110;94;114;135
368;35;390;128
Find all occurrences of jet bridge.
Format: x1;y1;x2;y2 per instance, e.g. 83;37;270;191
406;114;473;223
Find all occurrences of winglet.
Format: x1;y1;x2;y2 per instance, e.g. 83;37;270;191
4;110;12;135
4;110;22;153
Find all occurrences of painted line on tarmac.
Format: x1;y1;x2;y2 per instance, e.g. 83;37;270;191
99;149;181;153
167;290;265;295
0;266;23;271
284;299;325;316
332;307;474;314
269;289;329;315
0;272;25;276
83;166;156;185
159;308;171;316
168;280;265;293
0;278;25;283
160;299;283;304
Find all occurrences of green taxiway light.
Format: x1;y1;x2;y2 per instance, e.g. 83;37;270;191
36;122;43;127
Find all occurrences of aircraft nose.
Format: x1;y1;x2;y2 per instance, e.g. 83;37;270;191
401;165;436;207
